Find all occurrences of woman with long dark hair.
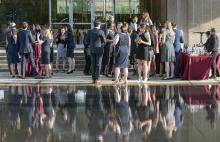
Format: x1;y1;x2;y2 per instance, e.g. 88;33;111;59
7;27;21;77
102;23;115;76
135;24;151;82
55;28;67;72
65;25;76;74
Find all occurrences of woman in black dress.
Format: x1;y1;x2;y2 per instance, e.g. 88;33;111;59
136;85;153;140
102;23;115;76
41;28;52;78
136;24;152;82
66;25;76;74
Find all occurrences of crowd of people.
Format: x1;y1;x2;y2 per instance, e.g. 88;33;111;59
4;22;75;79
5;12;219;83
2;84;219;141
86;12;185;84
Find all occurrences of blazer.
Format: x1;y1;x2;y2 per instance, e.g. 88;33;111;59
66;32;75;49
87;28;106;54
7;35;18;53
17;29;35;54
173;28;184;53
206;34;219;53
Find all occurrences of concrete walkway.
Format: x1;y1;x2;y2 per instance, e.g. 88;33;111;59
0;71;220;86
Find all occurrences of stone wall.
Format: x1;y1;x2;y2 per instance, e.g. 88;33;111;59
167;0;220;47
187;0;220;47
167;0;188;46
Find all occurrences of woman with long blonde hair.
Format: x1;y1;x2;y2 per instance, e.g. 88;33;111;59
141;12;153;26
41;28;53;78
160;21;175;80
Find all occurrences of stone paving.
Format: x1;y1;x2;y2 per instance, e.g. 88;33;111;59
0;71;219;86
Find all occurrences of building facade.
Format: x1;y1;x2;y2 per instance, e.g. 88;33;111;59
1;0;220;47
0;0;166;44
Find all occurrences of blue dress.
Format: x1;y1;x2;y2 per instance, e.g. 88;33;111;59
41;37;52;64
7;35;20;64
66;33;75;58
116;101;131;134
115;33;129;68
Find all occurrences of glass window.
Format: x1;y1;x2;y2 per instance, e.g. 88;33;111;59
115;0;130;14
73;0;90;23
0;0;48;24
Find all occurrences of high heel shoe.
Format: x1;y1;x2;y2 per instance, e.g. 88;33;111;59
67;70;73;74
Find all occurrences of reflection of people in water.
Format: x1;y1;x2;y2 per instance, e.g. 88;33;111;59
129;86;139;129
56;86;69;122
160;85;176;139
7;86;22;130
150;86;160;129
20;85;37;137
86;86;107;142
174;86;184;130
42;86;55;130
206;85;219;129
136;84;153;141
109;85;133;141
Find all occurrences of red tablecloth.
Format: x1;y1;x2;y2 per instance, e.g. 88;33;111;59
180;85;212;105
180;53;212;80
217;55;220;74
26;42;42;76
217;85;220;101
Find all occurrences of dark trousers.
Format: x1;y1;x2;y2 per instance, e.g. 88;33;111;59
21;52;37;77
211;51;218;77
6;45;11;74
91;52;103;81
84;55;91;74
155;53;161;74
84;48;91;74
175;50;182;77
129;47;136;65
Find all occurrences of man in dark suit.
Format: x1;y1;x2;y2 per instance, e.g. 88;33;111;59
129;16;138;72
172;22;184;78
17;22;38;79
87;19;106;84
206;28;219;79
129;16;138;32
83;31;91;75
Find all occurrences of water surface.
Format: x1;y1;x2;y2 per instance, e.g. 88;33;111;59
0;85;219;142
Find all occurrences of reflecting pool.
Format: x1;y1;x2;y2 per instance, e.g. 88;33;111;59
0;85;220;142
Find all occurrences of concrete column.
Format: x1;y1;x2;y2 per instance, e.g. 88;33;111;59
167;0;177;22
48;0;52;27
112;0;115;18
68;0;73;27
176;0;181;25
103;0;106;20
90;0;96;28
